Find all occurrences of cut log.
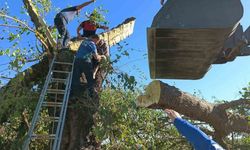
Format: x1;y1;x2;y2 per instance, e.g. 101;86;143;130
137;80;250;147
148;0;243;79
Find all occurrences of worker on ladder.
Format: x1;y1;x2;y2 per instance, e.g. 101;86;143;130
93;38;110;91
77;12;109;38
76;9;110;91
54;0;96;48
71;34;106;98
160;0;165;5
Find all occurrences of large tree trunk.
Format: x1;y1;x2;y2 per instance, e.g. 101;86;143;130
55;51;103;150
61;86;101;150
137;80;250;148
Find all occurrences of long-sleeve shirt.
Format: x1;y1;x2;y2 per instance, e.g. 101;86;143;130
60;6;78;23
173;118;224;150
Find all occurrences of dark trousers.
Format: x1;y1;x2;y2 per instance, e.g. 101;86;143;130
54;13;70;47
71;58;94;97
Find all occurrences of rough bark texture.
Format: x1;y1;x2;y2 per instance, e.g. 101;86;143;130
137;80;250;148
23;0;57;54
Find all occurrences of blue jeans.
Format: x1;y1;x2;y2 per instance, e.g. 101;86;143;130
71;58;94;97
54;13;70;47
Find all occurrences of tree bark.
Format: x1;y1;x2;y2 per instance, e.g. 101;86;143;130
137;80;250;148
60;68;102;150
23;0;57;55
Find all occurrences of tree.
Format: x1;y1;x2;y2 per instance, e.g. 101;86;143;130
1;0;249;149
0;0;135;149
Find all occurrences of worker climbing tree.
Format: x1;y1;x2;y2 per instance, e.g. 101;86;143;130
54;0;96;48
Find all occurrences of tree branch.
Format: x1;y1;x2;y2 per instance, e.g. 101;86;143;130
22;0;56;53
0;24;33;31
22;109;30;129
0;76;11;80
0;13;35;32
0;13;49;51
216;99;250;110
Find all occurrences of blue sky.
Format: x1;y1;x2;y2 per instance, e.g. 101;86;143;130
1;0;250;102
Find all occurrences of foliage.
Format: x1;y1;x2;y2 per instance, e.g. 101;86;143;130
86;6;109;25
231;82;250;116
94;89;191;149
0;86;39;149
0;1;44;77
236;82;250;147
102;42;138;92
33;0;52;15
239;82;250;99
214;82;250;148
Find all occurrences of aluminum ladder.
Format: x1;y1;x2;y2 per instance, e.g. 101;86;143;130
23;54;75;150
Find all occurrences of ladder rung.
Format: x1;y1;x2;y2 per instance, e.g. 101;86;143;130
52;70;70;74
51;78;67;83
47;89;65;94
43;117;60;122
42;102;63;107
54;61;73;65
31;134;56;140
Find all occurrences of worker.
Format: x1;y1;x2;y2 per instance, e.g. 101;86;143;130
93;39;110;91
164;109;224;150
77;13;109;38
160;0;165;5
54;0;95;48
71;34;106;97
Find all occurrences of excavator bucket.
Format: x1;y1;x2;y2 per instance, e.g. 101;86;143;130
148;0;243;79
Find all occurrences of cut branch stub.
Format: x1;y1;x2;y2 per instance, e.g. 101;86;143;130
136;80;213;119
136;80;162;108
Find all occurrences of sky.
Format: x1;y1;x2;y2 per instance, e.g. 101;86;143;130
1;0;250;102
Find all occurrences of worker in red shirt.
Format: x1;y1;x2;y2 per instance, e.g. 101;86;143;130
77;13;109;38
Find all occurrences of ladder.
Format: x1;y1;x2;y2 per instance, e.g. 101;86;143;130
23;55;75;150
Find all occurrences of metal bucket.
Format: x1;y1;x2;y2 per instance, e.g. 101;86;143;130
148;0;243;79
